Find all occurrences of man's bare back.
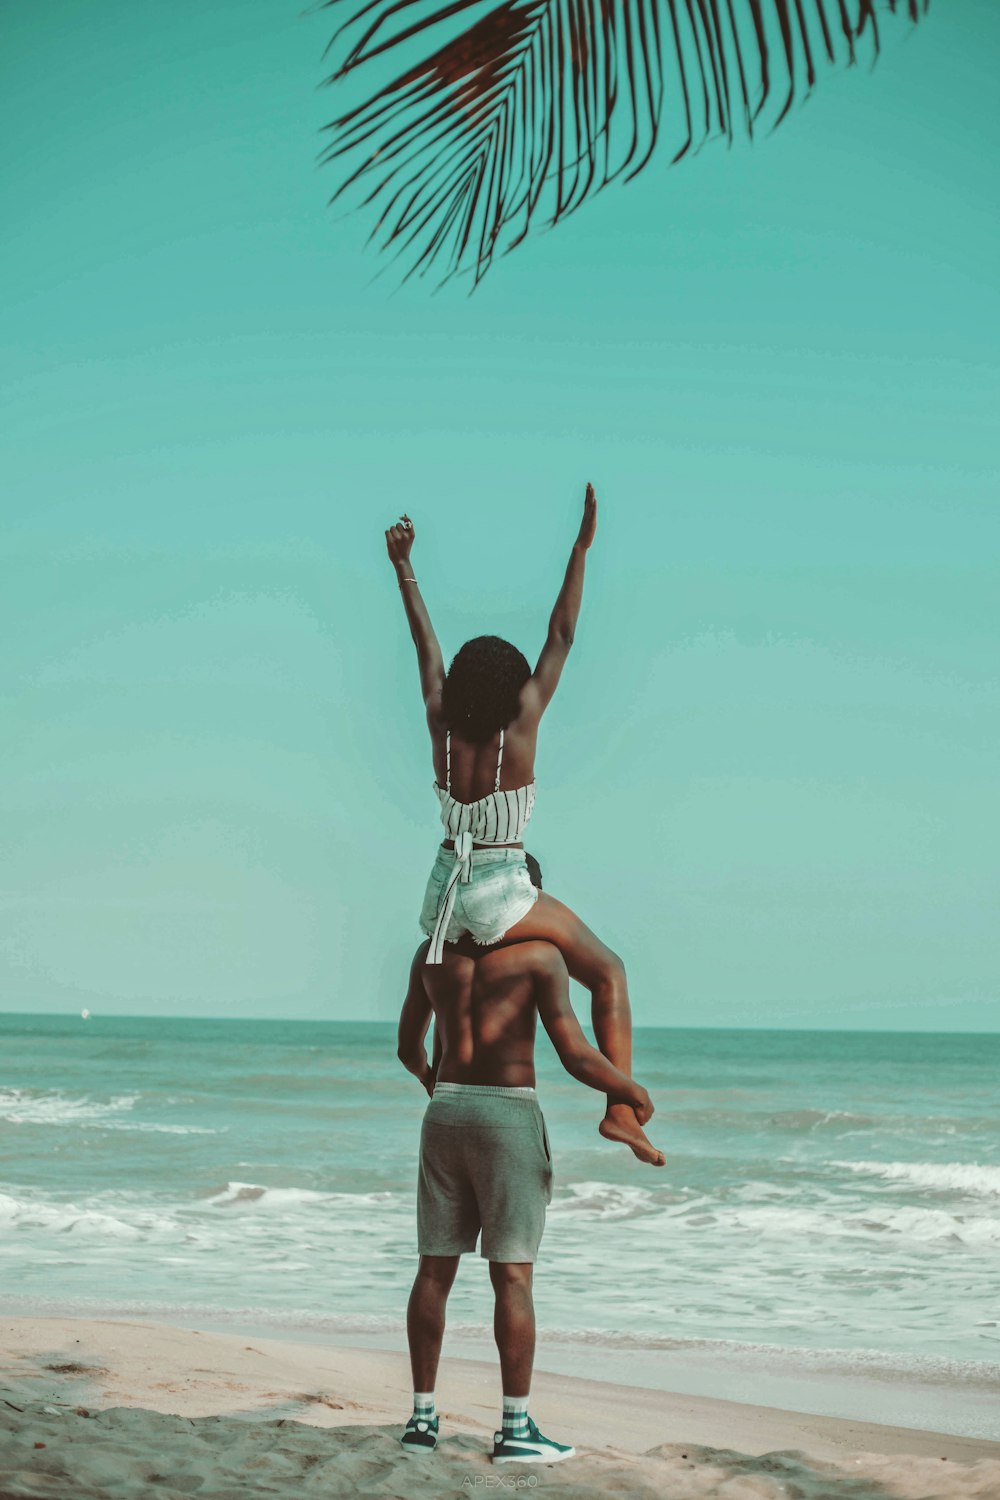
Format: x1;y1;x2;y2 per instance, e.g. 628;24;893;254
399;936;652;1113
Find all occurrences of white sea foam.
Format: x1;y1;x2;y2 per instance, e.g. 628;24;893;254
549;1177;1000;1246
0;1191;179;1239
0;1088;222;1134
0;1183;407;1249
201;1181;395;1211
832;1160;1000;1198
704;1198;1000;1246
0;1089;140;1125
548;1181;661;1220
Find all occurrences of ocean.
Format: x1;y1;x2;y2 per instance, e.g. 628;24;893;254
2;1015;999;1436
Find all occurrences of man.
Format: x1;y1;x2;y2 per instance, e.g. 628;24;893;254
395;857;654;1465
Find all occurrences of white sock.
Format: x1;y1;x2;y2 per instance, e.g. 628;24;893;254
502;1394;530;1437
412;1391;436;1421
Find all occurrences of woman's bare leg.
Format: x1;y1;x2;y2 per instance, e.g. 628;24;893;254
501;893;665;1167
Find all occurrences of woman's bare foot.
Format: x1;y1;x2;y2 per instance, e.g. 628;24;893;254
599;1105;666;1167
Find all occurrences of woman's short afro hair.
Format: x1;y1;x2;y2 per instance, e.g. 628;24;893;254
441;635;531;744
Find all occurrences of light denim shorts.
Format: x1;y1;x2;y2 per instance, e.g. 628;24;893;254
419;845;539;950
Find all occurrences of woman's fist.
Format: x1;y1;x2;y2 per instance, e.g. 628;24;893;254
385;514;415;566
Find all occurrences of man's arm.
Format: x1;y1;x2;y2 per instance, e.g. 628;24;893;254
517;484;597;723
534;948;652;1116
397;941;435;1096
385;514;446;724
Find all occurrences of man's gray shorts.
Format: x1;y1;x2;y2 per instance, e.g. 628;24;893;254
417;1083;554;1263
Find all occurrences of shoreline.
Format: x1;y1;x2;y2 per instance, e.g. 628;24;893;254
2;1316;999;1499
3;1296;999;1443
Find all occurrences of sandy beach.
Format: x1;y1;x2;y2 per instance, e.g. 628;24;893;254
0;1318;998;1500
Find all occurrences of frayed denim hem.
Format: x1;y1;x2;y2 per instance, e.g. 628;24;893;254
468;887;539;948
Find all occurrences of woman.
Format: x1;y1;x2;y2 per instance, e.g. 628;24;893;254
385;486;663;1167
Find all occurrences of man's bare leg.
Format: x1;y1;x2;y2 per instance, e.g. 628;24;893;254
503;893;665;1166
489;1261;535;1396
407;1254;460;1391
488;1260;575;1462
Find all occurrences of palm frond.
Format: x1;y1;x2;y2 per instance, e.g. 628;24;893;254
317;0;928;289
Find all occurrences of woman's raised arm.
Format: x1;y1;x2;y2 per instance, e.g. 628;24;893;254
519;483;597;721
385;514;445;722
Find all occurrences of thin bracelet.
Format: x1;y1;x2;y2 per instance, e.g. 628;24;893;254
398;576;417;583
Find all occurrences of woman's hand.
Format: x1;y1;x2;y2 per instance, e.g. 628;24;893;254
386;514;445;711
385;514;415;568
575;483;597;550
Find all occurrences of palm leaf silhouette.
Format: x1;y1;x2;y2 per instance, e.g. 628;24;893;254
318;0;927;289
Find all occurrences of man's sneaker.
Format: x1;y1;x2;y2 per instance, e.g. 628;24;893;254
492;1417;575;1464
400;1413;439;1457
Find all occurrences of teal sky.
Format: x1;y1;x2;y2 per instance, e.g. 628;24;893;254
3;2;998;1029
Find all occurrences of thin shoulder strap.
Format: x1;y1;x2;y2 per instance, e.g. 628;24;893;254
446;730;452;794
494;728;505;793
